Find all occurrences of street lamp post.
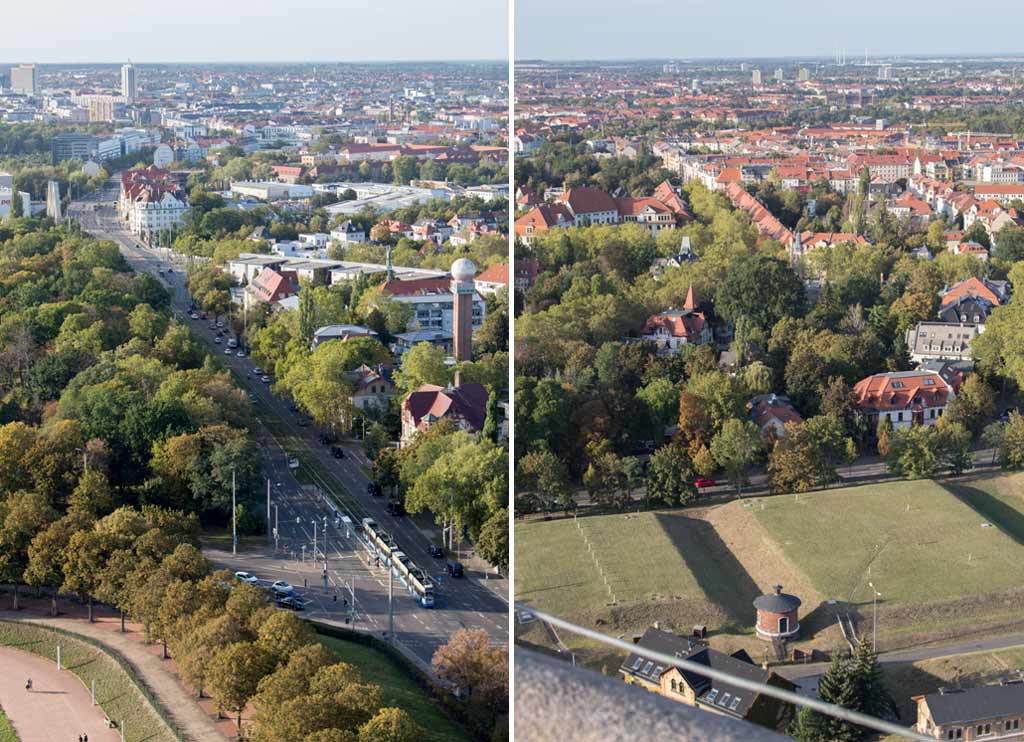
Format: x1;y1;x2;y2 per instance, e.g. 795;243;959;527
868;581;882;651
274;504;279;551
231;468;237;556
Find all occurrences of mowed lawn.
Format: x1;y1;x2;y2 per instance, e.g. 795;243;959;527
317;636;471;742
515;511;760;623
946;472;1024;542
752;477;1024;606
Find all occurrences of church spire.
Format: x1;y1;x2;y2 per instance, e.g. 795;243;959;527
683;284;697;311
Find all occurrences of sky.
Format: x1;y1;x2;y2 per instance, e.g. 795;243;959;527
516;0;1024;60
2;0;508;63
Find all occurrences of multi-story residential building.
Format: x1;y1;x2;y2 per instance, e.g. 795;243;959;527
905;321;981;366
330;220;367;244
640;286;712;353
400;383;488;444
853;370;957;431
119;166;190;240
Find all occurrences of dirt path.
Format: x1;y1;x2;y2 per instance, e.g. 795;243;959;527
0;612;226;742
0;645;121;742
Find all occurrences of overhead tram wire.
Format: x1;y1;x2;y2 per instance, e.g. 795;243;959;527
514;603;934;742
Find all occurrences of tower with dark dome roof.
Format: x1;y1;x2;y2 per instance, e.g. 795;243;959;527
754;585;802;640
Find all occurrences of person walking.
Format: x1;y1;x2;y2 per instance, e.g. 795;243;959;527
25;678;31;691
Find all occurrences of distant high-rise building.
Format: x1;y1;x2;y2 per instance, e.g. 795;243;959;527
10;64;37;95
774;68;784;82
797;67;810;82
121;63;137;102
751;69;762;87
86;95;117;122
878;65;892;80
740;63;748;73
46;181;61;221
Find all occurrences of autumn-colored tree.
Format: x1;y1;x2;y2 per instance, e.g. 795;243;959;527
358;708;423;742
432;628;508;723
207;641;275;728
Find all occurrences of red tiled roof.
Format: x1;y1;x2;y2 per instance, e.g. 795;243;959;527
403;383;488;433
556;187;618;215
382;277;450;297
853;371;953;413
475;263;509;285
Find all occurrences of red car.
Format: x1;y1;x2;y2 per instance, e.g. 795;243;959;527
694;477;716;489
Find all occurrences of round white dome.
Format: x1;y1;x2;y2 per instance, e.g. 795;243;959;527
450;258;477;281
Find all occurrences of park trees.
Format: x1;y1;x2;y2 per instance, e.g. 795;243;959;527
709;419;763;494
645;444;697;507
207;641;276;729
432;629;508;729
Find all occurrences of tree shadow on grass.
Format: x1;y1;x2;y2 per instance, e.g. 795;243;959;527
66;657;97;672
654;512;761;633
942;482;1024;544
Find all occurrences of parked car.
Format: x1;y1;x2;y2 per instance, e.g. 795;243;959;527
214;336;222;344
270;580;294;594
189;312;199;320
248;393;258;404
386;501;406;517
694;477;716;489
367;482;382;497
261;375;272;383
446;561;464;578
236;350;246;358
288;457;299;469
428;544;444;559
223;347;233;355
253;367;264;376
276;595;304;611
234;571;258;584
330;446;345;459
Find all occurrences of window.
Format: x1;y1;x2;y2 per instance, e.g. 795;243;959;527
898;412;904;422
653;666;664;679
729;697;742;711
643;662;654;675
719;693;730;706
670;679;677;692
923;378;935;386
631;657;643;670
706;689;718;702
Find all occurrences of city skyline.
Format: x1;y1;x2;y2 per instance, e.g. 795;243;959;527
2;0;508;63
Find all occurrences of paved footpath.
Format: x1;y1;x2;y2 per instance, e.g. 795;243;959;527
0;645;120;742
0;611;227;741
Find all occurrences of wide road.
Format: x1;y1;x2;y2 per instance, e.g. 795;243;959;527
69;181;508;669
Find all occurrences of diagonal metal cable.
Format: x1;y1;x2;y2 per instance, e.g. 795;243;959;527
515;603;933;742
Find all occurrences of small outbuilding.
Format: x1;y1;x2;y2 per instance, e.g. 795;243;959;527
754;585;801;640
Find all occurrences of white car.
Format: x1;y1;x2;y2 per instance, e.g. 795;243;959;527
261;375;272;383
234;571;258;584
288;457;300;469
270;580;294;594
223;347;233;355
236;350;246;358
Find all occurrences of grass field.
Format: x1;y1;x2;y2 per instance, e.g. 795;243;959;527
752;477;1024;606
516;472;1024;662
318;636;471;742
0;705;18;742
0;621;177;742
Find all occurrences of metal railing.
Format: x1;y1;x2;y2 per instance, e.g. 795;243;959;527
515;603;934;742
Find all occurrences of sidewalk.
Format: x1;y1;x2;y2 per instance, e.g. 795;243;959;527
0;645;120;742
0;600;228;741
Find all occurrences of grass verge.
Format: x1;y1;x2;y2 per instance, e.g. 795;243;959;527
318;635;472;742
0;621;179;742
0;705;18;742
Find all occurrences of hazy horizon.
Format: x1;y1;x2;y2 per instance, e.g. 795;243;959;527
2;0;509;64
516;0;1024;61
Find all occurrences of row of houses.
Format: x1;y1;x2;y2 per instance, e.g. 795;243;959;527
514;181;693;244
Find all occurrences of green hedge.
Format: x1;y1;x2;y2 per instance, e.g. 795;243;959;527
0;621;180;742
0;705;18;742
